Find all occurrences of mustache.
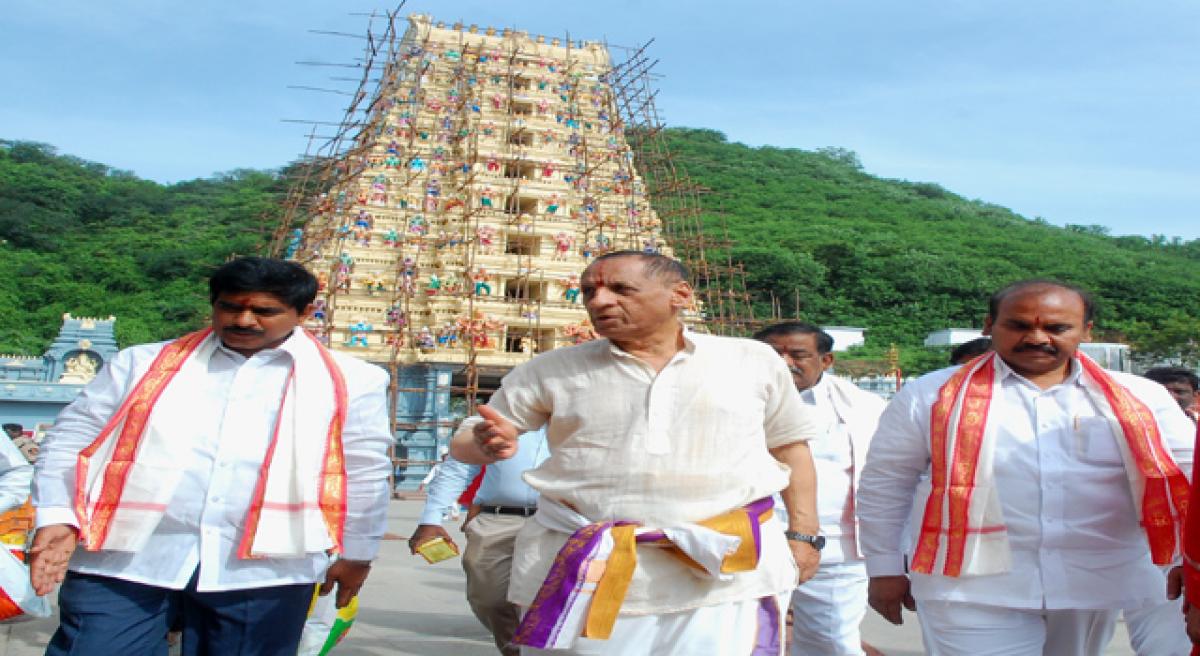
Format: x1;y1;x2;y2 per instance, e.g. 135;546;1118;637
1014;343;1057;355
222;327;265;336
788;367;806;375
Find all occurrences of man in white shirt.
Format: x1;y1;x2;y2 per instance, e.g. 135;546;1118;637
451;251;823;655
409;429;549;655
756;322;885;656
30;257;393;655
858;280;1194;655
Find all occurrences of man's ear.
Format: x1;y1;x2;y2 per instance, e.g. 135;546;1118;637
982;315;994;336
669;280;693;310
821;353;835;372
1082;321;1094;342
299;303;316;322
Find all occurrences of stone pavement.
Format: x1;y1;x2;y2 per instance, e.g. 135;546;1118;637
0;498;1139;655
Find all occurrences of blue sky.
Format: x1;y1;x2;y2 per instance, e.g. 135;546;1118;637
3;1;1197;239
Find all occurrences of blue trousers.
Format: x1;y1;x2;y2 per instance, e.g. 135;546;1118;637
47;570;312;656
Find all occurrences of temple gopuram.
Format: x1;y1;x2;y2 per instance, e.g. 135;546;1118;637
282;14;721;486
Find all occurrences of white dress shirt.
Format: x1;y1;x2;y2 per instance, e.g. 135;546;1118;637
0;436;33;514
858;358;1195;610
34;330;393;592
465;331;821;615
800;375;885;564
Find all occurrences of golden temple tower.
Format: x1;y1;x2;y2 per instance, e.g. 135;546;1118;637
289;14;675;368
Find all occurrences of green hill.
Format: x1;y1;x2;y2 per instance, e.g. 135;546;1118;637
1;132;1196;372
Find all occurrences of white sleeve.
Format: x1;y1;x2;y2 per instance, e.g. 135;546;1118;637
0;437;32;514
856;382;932;577
340;366;394;561
33;347;141;528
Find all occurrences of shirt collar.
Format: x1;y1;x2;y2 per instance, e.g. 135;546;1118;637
213;327;302;363
993;353;1083;389
604;323;697;360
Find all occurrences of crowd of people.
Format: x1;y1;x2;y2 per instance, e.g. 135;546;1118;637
4;253;1198;655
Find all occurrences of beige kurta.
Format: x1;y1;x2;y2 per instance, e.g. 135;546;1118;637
467;330;821;615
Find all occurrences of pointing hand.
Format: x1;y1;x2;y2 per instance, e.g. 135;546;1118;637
474;405;519;461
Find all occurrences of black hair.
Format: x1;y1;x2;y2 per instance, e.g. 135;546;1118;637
585;250;690;283
949;337;992;365
1143;366;1200;392
2;423;22;434
988;279;1095;323
208;257;318;313
752;321;835;355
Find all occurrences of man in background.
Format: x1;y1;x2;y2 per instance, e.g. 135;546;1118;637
410;427;548;655
1145;366;1199;422
756;321;886;656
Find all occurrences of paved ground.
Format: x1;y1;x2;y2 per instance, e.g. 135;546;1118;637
0;498;1138;655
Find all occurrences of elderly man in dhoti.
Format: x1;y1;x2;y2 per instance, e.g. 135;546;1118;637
858;280;1194;655
451;251;823;655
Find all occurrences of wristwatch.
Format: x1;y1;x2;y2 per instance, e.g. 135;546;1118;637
784;530;826;550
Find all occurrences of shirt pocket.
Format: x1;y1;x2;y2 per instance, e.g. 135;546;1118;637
1074;416;1125;466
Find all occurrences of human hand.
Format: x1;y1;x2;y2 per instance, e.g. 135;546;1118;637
473;406;519;460
868;575;916;625
28;524;79;596
407;524;456;555
319;558;372;609
788;539;820;584
1167;565;1183;600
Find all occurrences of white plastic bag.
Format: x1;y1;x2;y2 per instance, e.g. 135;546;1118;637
0;547;51;621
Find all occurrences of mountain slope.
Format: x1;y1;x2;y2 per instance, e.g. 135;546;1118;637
1;133;1196;370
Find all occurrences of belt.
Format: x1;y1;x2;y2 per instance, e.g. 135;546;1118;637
478;504;537;517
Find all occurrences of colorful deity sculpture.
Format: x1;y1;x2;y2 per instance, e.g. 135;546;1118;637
416;327;436;350
562;274;581;303
476;225;498;254
426;273;442;296
564;319;597;345
383;228;400;248
284;228;303;259
472;268;492;296
553;233;574;261
346;320;373;348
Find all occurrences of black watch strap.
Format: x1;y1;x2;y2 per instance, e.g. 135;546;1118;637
784;530;826;550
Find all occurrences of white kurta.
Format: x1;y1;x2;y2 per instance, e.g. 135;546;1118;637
0;435;32;514
33;329;394;591
462;331;821;615
857;358;1195;610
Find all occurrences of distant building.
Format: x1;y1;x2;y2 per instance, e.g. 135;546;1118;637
823;326;866;352
924;328;984;347
0;314;119;432
1079;342;1132;373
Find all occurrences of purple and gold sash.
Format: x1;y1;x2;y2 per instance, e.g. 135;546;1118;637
514;497;777;650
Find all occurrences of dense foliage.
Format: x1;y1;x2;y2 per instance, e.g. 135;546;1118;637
1;131;1196;372
660;129;1200;370
0;140;280;353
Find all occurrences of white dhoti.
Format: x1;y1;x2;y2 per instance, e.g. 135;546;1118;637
917;601;1117;656
788;561;867;656
519;592;788;656
1122;596;1190;656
